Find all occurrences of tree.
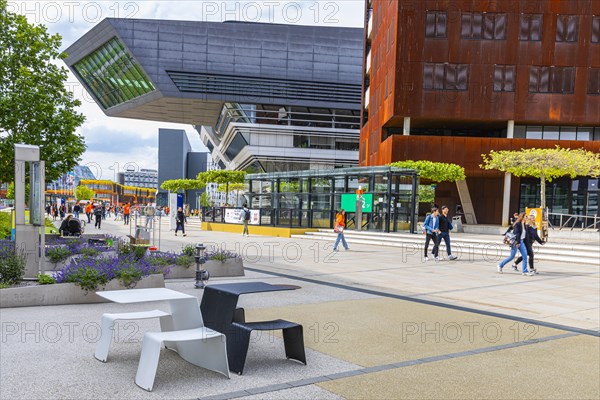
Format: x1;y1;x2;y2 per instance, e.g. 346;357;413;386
74;185;95;201
197;170;246;205
199;192;213;208
389;160;466;182
0;0;86;183
160;179;204;204
481;146;600;209
6;182;29;204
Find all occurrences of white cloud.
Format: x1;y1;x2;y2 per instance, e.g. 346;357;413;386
9;1;364;178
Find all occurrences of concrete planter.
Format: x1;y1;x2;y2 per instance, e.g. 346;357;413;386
0;274;165;308
165;258;244;279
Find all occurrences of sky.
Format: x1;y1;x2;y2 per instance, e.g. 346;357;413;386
9;1;365;181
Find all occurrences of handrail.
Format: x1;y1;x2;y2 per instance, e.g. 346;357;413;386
548;212;599;231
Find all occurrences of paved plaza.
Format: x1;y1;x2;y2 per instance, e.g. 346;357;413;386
0;217;598;399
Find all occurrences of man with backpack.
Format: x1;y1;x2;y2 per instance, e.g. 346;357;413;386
241;203;250;237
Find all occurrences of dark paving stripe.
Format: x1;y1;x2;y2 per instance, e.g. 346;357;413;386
245;266;600;337
199;332;580;400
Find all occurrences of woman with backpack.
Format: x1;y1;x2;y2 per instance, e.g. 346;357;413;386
241;203;250;237
497;212;531;275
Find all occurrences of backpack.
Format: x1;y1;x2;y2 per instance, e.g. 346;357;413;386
244;209;250;221
503;231;516;247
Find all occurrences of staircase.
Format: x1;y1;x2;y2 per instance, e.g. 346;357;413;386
292;229;600;266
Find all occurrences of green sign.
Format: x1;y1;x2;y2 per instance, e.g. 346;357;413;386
341;193;373;213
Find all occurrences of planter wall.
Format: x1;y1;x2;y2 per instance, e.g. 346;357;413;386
0;274;164;308
165;258;244;279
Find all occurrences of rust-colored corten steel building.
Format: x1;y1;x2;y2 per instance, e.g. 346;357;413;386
361;0;600;225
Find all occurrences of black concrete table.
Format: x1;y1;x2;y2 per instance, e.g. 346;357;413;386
200;282;306;374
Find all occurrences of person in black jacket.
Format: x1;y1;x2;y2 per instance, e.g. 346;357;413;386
93;204;102;229
433;205;458;261
498;212;532;275
175;207;186;236
512;215;544;274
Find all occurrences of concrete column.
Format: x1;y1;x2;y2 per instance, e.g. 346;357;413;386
507;120;514;138
502;172;512;227
403;117;411;135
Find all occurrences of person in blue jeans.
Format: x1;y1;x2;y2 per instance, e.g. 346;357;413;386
433;206;458;261
423;207;440;261
333;209;349;251
498;212;531;276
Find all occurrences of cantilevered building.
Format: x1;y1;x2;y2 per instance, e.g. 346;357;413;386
64;18;363;173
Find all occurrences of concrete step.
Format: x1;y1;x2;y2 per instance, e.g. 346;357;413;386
292;231;600;266
309;229;597;253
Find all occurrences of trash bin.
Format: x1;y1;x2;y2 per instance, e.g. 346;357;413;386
452;216;464;233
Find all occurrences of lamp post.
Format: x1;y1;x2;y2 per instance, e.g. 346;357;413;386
194;243;210;289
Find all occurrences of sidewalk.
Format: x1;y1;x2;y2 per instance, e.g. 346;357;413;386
0;218;597;399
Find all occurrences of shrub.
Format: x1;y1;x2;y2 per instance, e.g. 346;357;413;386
0;241;26;285
181;244;196;257
0;213;11;239
37;274;56;285
46;246;72;263
206;249;239;262
79;246;101;258
175;255;194;268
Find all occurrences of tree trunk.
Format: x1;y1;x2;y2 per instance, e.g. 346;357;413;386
540;174;546;210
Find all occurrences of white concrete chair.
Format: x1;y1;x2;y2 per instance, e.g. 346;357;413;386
135;327;230;391
94;310;172;362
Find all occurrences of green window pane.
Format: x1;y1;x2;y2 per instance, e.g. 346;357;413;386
73;37;155;109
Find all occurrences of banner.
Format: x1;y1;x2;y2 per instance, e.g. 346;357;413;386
224;208;260;225
341;193;373;213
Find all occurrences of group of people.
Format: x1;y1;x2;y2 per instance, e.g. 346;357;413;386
422;205;459;261
498;212;545;275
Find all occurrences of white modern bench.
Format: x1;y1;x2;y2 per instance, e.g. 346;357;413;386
94;310;172;362
135;327;230;391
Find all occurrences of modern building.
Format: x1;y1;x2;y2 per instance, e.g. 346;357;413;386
157;128;209;207
64;19;364;174
117;168;158;189
361;0;600;225
46;165;97;198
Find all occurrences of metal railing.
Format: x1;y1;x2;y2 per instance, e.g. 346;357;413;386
548;212;600;231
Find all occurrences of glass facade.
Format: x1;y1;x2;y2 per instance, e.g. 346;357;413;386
202;167;419;233
73;37;155;109
519;177;599;227
514;125;600;141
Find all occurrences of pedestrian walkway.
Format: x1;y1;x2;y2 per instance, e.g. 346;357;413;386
2;218;596;399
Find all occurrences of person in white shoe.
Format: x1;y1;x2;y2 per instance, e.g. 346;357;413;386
497;212;530;275
513;215;544;274
434;206;457;261
423;207;440;261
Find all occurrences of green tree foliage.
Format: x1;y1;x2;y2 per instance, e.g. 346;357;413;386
197;170;246;205
74;185;95;201
160;179;204;203
481;146;600;209
5;182;29;203
197;170;246;186
199;192;213;207
389;160;466;182
418;185;435;203
0;0;86;182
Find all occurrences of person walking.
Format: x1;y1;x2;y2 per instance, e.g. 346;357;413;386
433;205;458;261
423;207;440;261
240;203;250;237
512;215;545;274
85;202;92;223
332;209;349;251
498;212;531;275
73;202;81;219
145;202;156;229
123;203;131;225
175;207;186;236
93;204;102;229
